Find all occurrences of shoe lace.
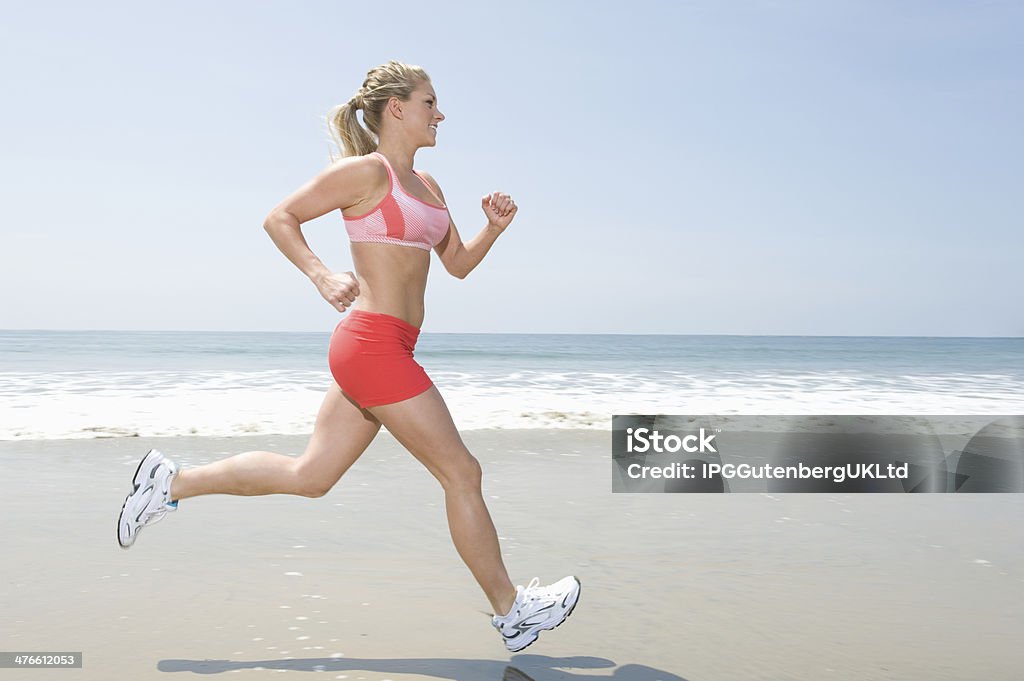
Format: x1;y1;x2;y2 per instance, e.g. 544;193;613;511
520;577;555;604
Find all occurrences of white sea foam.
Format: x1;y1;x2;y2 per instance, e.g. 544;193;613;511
2;367;1023;440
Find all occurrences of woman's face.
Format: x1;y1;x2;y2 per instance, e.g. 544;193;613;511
403;80;444;147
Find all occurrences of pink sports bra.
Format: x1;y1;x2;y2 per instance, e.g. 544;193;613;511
343;152;450;251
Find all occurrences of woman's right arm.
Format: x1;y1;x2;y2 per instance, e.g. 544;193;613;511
262;156;381;312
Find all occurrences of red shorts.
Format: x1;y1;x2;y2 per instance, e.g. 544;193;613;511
328;309;434;408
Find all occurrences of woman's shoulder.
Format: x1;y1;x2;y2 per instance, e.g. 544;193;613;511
332;151;384;169
325;152;388;185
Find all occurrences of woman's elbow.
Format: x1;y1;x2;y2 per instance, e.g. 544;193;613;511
263;210;296;235
446;261;469;279
444;246;469;279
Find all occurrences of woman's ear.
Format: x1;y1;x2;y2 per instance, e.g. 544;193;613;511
386;96;403;120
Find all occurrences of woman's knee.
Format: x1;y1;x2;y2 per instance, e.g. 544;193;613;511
297;480;332;498
290;457;337;498
440;453;483;492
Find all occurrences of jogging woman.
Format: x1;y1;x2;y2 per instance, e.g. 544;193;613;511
116;60;580;653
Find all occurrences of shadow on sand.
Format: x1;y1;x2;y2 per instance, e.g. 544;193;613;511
159;654;689;680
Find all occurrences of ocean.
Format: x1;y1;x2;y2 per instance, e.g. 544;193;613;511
1;331;1022;440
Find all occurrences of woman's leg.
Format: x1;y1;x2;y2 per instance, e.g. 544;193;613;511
366;386;517;617
170;383;381;500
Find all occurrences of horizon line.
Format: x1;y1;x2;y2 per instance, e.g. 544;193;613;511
1;328;1021;340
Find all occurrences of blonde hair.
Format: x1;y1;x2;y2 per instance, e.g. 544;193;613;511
328;60;431;159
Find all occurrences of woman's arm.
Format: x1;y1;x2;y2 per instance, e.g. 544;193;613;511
419;171;517;279
263;156;382;311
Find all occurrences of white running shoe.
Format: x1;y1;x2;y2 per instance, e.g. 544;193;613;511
117;449;179;549
492;575;581;652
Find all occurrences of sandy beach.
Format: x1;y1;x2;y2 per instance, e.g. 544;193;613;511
2;428;1022;681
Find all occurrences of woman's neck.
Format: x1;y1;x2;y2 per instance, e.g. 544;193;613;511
375;141;417;172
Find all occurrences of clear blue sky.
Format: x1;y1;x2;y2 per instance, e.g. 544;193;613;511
2;1;1021;335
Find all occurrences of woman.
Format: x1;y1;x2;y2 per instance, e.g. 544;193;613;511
116;60;580;653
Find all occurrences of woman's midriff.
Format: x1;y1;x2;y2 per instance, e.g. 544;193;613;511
348;242;430;328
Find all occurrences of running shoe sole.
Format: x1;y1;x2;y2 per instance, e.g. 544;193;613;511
117;450;167;549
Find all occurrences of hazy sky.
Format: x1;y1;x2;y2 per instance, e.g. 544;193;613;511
2;1;1021;335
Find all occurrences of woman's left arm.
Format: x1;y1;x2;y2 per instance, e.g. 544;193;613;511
420;171;517;279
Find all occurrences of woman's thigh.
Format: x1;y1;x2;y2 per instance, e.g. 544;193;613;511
294;382;382;492
367;386;479;489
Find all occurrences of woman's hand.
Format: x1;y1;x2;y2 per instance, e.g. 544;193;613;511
482;191;517;231
314;271;360;313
